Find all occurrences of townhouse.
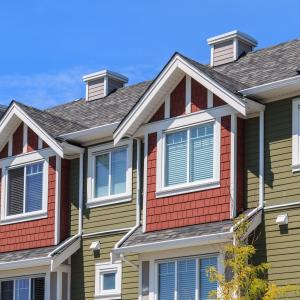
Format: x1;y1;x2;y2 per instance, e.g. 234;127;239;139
0;30;300;300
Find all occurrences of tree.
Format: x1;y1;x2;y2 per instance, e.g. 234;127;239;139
207;216;298;300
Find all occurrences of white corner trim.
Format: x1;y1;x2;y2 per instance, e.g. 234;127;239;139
230;114;237;218
185;75;192;114
8;136;12;156
54;155;61;245
292;98;300;170
142;134;148;233
87;139;133;208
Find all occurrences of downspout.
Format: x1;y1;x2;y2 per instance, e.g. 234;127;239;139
78;151;84;235
114;138;141;261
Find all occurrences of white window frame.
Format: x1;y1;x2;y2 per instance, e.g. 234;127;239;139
154;254;220;300
95;261;122;300
156;119;221;198
292;98;300;172
87;140;133;208
0;149;52;225
0;274;46;300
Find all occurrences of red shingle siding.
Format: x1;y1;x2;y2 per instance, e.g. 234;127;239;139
149;103;165;123
213;95;226;107
146;116;231;232
12;123;23;156
191;79;207;112
60;159;70;242
43;141;49;148
237;118;245;213
27;127;39;152
170;77;186;117
0;143;8;159
0;156;56;253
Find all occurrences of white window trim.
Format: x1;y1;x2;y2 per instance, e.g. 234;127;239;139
87;140;133;208
156;119;221;198
292;98;300;172
95;261;122;300
0;149;52;225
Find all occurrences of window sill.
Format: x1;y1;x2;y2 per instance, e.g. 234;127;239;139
94;293;121;300
0;211;47;225
292;164;300;173
156;180;220;198
86;194;132;208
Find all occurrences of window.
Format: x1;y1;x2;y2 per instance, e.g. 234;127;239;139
6;162;44;218
156;121;220;197
292;98;300;172
87;140;132;208
95;262;121;300
0;277;45;300
158;257;218;300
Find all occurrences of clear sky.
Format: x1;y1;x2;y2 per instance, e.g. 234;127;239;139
0;0;299;109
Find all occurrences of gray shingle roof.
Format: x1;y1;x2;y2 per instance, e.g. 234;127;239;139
214;39;300;87
121;220;233;248
46;80;152;130
0;245;56;263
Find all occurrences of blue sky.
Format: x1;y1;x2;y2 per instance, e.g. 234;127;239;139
0;0;299;109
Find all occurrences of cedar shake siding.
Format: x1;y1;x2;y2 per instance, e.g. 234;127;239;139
0;156;56;253
12;123;23;156
170;77;186;117
213;94;226;107
27;127;39;152
149;103;165;122
146;116;231;232
191;78;207;112
0;143;8;159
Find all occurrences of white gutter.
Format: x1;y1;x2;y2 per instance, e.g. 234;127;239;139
0;257;51;271
114;231;233;254
239;76;300;96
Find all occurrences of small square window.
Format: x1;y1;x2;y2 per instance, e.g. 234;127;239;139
95;262;121;300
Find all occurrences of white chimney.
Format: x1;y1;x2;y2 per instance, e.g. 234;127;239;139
207;30;257;67
83;70;128;101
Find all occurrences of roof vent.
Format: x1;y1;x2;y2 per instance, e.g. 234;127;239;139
207;30;257;67
83;70;128;101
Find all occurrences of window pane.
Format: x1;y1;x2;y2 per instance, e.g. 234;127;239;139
111;149;127;195
15;278;30;300
31;277;45;300
200;257;218;300
103;272;116;290
165;131;187;186
178;259;196;300
158;262;175;300
1;280;14;300
25;163;43;213
95;153;109;197
190;124;214;182
7;167;24;216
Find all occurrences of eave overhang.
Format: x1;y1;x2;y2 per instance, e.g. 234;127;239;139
239;75;300;101
113;53;264;144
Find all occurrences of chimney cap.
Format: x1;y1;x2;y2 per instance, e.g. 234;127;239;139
82;69;128;84
207;30;257;47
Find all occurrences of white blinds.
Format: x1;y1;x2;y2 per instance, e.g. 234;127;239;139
165;123;214;187
158;256;217;300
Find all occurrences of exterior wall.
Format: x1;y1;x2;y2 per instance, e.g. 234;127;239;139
12;123;23;156
170;77;186;117
146;116;231;232
149;103;165;122
70;141;139;300
0;156;56;252
107;78;124;94
212;41;234;66
87;78;105;101
27;127;39;152
191;78;207;112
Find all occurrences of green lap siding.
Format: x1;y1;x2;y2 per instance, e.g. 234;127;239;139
70;141;139;300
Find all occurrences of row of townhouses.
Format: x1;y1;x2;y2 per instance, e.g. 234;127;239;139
0;30;299;300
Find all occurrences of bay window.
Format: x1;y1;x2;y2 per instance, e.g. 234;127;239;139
157;121;220;197
87;140;132;207
0;277;45;300
158;257;217;300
